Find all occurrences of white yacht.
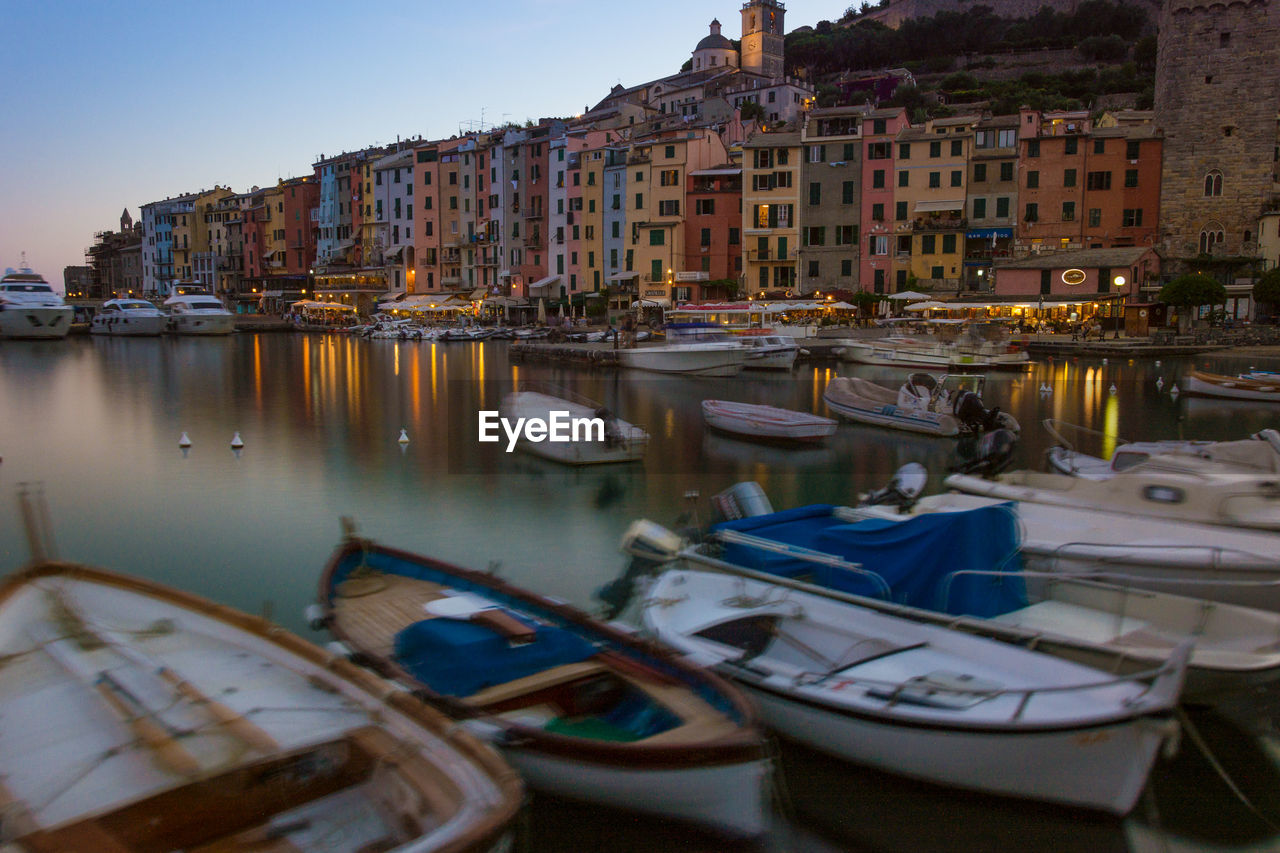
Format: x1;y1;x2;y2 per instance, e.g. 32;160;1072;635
735;330;800;370
90;297;168;336
617;322;747;377
163;290;236;335
0;262;74;340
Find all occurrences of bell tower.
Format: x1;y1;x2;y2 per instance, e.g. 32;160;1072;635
741;0;785;78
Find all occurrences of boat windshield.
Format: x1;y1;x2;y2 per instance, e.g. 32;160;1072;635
667;324;732;343
1;284;54;293
187;300;225;311
117;300;153;310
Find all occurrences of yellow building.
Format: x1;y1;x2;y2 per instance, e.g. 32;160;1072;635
742;130;800;295
172;186;234;286
261;184;287;277
896;116;977;291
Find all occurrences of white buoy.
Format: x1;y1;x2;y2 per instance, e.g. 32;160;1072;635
1102;358;1108;365
1171;384;1181;396
1039;382;1051;394
1109;383;1118;395
1155;360;1162;367
398;428;410;445
178;432;192;448
1156;376;1164;390
231;431;244;449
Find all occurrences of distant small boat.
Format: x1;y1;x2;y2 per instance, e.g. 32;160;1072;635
0;561;523;852
616;323;747;377
163;292;236;336
701;399;837;444
1186;369;1280;402
500;389;649;464
318;535;771;838
734;330;800;370
823;373;1019;437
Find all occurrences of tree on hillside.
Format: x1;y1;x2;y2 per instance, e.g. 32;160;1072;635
739;101;766;122
1159;274;1226;331
1254;268;1280;319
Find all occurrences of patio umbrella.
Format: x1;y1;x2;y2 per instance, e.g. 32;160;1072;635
887;290;930;301
537;298;546;325
903;300;949;311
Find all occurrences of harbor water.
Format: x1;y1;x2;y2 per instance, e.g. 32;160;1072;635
2;333;1278;851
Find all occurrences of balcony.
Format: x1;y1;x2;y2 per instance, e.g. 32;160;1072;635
914;216;968;231
524;234;543;248
628;151;651;165
521;208;544;219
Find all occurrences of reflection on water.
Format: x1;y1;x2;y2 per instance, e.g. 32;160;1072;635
0;335;1278;851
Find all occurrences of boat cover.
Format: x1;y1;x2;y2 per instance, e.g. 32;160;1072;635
394;615;597;697
713;503;1027;618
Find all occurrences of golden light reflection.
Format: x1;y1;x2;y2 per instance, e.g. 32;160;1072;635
394;344;400;377
665;408;675;439
252;335;262;411
478;343;485;399
302;336;312;419
410;349;421;427
430;344;438;406
1102;393;1119;459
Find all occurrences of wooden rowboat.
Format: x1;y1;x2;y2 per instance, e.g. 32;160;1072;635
1186;369;1280;402
317;534;771;839
0;561;523;852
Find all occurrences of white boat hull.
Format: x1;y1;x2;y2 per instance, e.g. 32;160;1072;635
495;744;770;838
824;391;960;436
169;313;237;335
838;341;992;369
618;345;746;376
743;348;798;370
702;400;837;443
0;306;74;339
742;680;1164;814
91;314;168;336
500;391;649;464
1187;372;1280;402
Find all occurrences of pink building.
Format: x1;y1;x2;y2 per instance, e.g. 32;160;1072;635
859;107;909;293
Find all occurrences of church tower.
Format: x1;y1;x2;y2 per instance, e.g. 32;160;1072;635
740;0;785;78
121;207;133;233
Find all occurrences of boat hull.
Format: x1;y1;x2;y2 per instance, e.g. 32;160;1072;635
743;349;799;370
702;400;837;444
0;306;74;339
740;678;1165;814
617;345;746;376
1187;371;1280;402
169;313;237;335
823;380;961;436
838;341;993;370
90;314;168;336
500;391;649;464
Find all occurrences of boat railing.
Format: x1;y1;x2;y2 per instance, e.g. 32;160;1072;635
1041;418;1132;457
1044;540;1280;573
708;530;893;601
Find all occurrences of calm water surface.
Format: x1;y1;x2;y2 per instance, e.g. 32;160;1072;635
2;333;1279;851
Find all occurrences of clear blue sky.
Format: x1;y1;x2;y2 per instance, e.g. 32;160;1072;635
0;0;843;290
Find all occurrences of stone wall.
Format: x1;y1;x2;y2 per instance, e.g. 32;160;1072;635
1154;0;1280;258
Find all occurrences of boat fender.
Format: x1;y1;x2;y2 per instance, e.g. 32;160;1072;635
304;604;329;631
325;641;355;661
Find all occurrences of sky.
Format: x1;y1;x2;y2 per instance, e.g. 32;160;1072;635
0;0;844;290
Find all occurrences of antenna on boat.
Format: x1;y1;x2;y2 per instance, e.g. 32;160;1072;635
17;483;58;563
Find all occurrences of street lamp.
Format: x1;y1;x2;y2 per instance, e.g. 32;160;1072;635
1113;275;1127;338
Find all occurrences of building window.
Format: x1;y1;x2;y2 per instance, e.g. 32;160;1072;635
1027;171;1039;188
999;162;1014;182
1199;228;1225;253
700;228;711;247
950;140;962;156
658;199;680;216
635;193;644;209
1204;170;1223;196
1024;203;1038;222
895;201;908;220
1064;137;1078;155
842;181;855;204
841;259;852;276
869;235;888;255
695;198;715;215
929;141;941;158
928;172;941;188
835;225;856;244
808;145;826;162
1088;208;1102;227
1027;139;1040;158
808;260;819;277
659;169;679;186
872;203;885;221
873;170;886;189
1124;169;1138;188
898;170;909;188
1064;169;1077;187
921;234;936;254
973;163;987;182
1086;171;1112;190
665;145;676;158
1093;139;1105;154
1126;140;1141;159
867;141;891;160
649;229;664;246
809;182;822;205
804;227;826;246
942;234;957;253
1122;208;1143;227
973;197;987;219
729;228;740;244
950;170;962;187
899;143;911;159
1062;201;1076;221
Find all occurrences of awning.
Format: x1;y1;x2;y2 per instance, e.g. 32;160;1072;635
886;290;930;301
914;200;965;212
904;300;950;311
607;271;640;281
376;290;406;302
636;297;670;307
262;250;279;261
468;288;487;301
528;275;561;291
330;240;356;253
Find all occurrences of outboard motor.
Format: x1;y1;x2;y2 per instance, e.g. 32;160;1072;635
710;481;774;523
599;520;686;619
951;428;1019;477
859;462;928;512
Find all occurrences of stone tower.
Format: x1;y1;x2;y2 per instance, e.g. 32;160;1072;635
1154;0;1280;259
741;0;785;78
120;208;133;232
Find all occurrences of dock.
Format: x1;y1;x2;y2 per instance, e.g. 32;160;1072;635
510;342;620;365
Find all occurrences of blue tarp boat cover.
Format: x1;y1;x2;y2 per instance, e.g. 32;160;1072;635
394;613;597;697
714;503;1027;618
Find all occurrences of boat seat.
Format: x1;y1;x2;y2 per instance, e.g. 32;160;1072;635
464;661;608;707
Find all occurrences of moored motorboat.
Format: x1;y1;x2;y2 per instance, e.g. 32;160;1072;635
1186;369;1280;402
733;329;800;370
701;399;837;444
1046;428;1280;480
0;262;74;340
641;567;1186;814
317;534;771;838
946;454;1280;531
616;323;747;377
499;389;649;464
89;298;168;336
823;373;1019;437
163;292;236;335
837;338;995;369
0;560;523;852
